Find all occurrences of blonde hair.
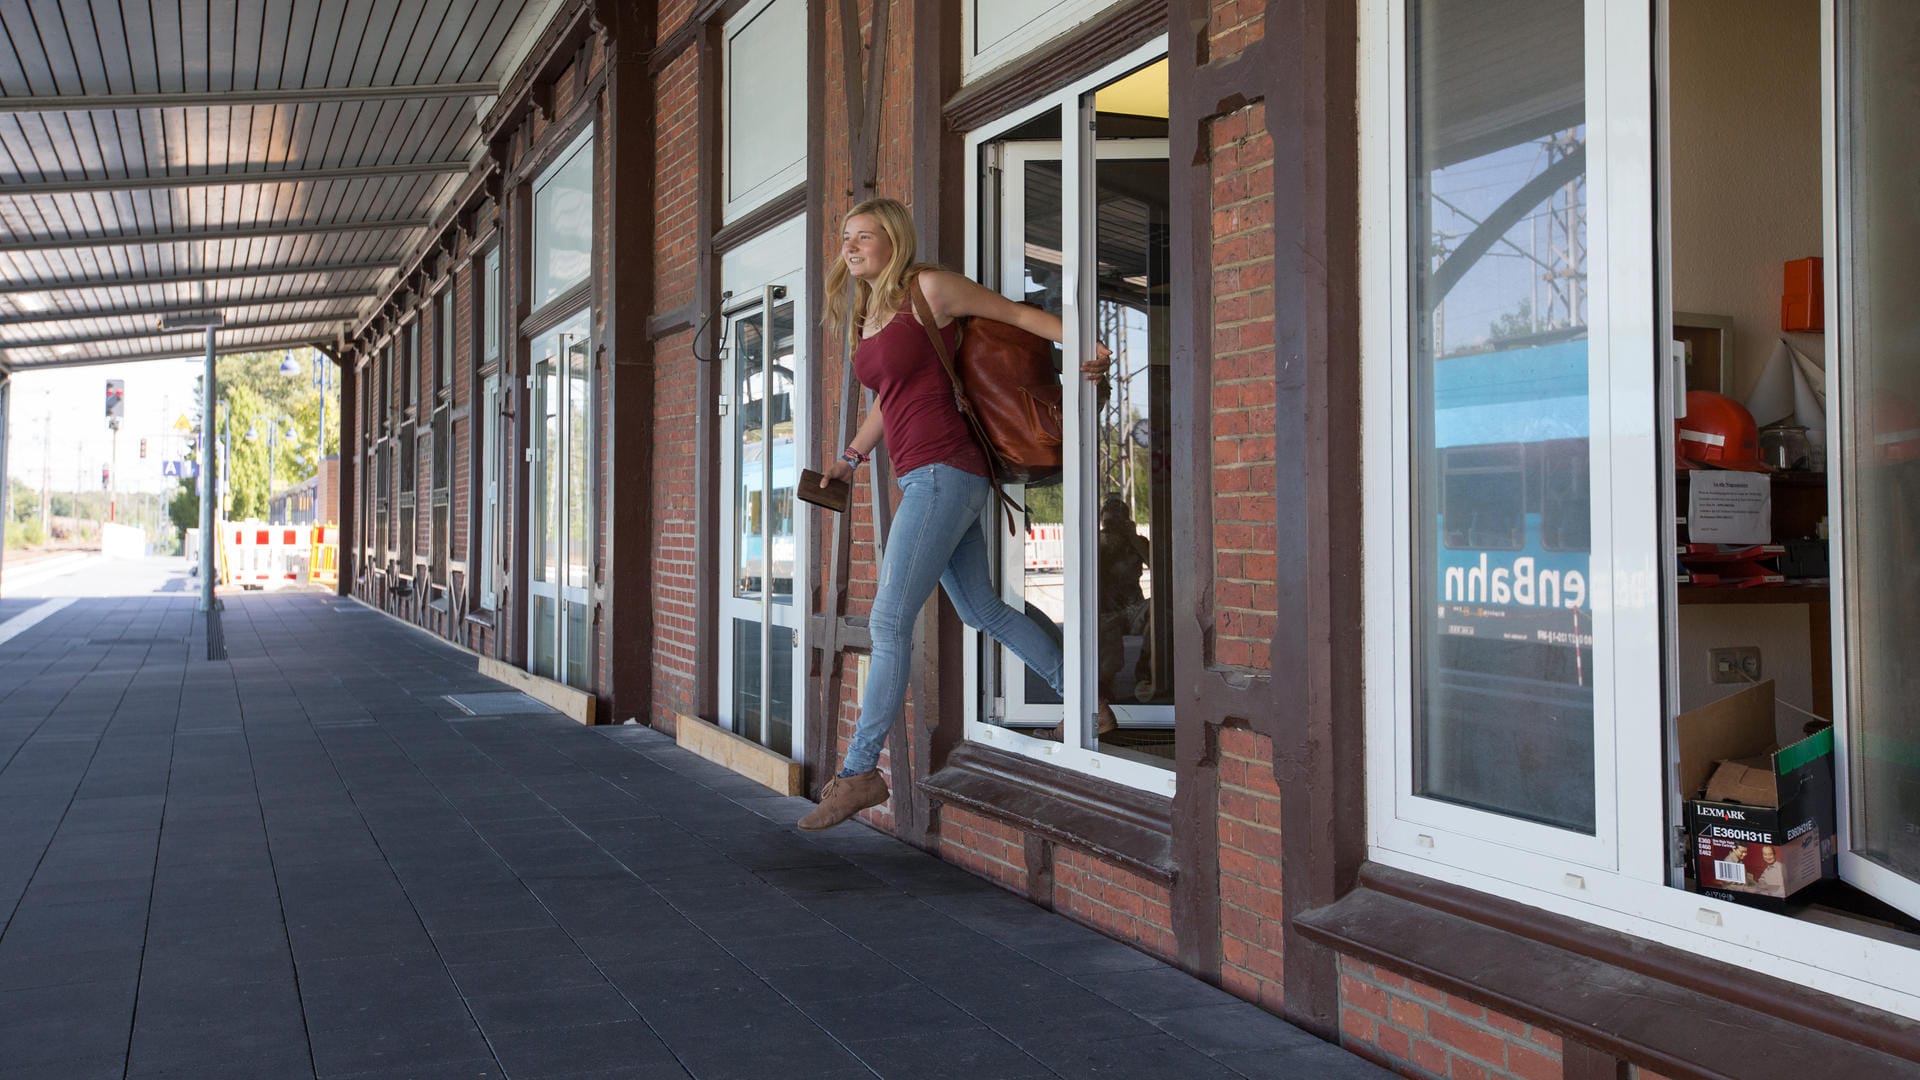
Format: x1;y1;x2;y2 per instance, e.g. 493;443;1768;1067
823;197;941;341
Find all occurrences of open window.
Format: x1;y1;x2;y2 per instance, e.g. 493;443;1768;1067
964;42;1175;796
1365;0;1920;1018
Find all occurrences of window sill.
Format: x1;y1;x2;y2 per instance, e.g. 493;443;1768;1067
464;610;496;629
921;742;1173;887
1295;863;1920;1077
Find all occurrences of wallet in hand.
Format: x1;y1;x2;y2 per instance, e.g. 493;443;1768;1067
797;469;851;514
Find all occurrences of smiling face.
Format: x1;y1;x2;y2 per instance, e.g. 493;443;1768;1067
841;212;895;284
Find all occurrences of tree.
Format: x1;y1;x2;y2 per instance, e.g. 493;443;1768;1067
222;383;271;520
1487;299;1537;343
214;349;341;504
7;477;36;524
167;476;199;538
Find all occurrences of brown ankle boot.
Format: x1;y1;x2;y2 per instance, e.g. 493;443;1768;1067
797;769;889;831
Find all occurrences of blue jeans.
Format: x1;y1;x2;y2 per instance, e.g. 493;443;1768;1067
842;464;1064;775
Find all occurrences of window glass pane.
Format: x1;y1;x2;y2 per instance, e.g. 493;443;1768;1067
534;134;593;308
1015;153;1066;713
768;624;795;756
481;374;499;607
726;0;806;205
565;321;591;591
1409;0;1594;832
484;249;501;364
732;619;764;745
1842;0;1920;883
974;0;1052;56
1090;60;1175;766
733;310;766;600
532;349;558;587
440;290;454;393
433;411;450;492
400;504;415;576
768;300;797;600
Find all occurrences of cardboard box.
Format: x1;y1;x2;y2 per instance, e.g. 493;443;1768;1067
1677;680;1836;910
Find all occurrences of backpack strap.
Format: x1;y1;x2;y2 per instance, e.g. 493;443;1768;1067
908;276;1025;536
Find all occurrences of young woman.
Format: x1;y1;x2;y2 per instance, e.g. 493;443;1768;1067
797;196;1108;831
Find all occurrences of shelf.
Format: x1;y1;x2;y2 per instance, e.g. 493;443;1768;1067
1677;584;1829;605
1676;468;1828;487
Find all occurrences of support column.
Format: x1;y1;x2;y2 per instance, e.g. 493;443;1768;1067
336;353;358;595
596;0;660;724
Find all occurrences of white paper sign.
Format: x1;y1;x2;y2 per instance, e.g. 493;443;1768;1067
1688;471;1772;544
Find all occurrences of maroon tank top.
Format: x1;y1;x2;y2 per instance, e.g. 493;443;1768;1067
853;309;989;479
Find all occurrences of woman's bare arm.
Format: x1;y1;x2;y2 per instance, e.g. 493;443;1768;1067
916;269;1110;378
823;401;885;485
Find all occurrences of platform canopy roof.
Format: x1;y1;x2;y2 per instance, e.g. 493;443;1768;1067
0;0;561;373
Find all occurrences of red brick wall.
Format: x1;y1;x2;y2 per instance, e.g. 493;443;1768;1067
1209;101;1277;673
1339;958;1565;1080
648;42;701;726
1210;0;1264;61
1217;726;1286;1010
659;0;696;38
1052;848;1177;962
938;807;1028;893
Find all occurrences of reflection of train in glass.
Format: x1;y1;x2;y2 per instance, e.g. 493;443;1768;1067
739;436;797;596
1432;339;1592;649
1422;338;1595;832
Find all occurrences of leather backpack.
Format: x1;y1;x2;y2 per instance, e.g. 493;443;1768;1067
907;278;1063;525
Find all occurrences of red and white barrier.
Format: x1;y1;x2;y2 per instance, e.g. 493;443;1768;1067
219;521;312;588
1024;524;1065;572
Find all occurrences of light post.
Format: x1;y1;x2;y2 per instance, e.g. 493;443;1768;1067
249;414;298;524
221;402;233;519
312;355;331;526
156;311;221;642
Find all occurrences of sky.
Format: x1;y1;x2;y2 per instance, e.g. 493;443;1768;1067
7;346;321;498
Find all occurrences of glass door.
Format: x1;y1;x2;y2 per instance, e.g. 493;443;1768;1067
981;133;1175;751
717;283;806;757
1833;0;1920;919
526;308;593;688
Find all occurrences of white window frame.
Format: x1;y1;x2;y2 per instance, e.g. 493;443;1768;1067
961;0;1131;84
960;37;1176;799
1824;2;1920;923
720;0;807;224
480;372;501;612
1362;0;1920;1019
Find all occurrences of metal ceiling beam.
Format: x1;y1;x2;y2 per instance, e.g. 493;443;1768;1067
0;290;377;327
13;313;361;349
0;335;324;371
0;218;433;255
1;260;395;295
0;161;474;198
0;82;499;114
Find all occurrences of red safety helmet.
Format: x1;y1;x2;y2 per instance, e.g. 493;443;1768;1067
1868;394;1920;466
1677;391;1766;471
